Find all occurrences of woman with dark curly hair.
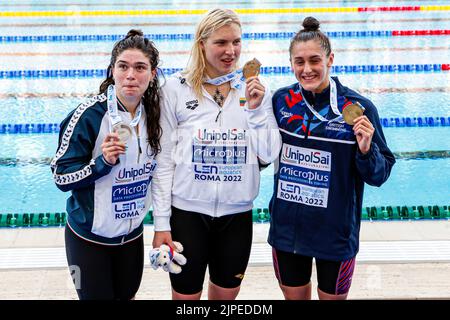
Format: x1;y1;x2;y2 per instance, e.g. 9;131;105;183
51;29;162;300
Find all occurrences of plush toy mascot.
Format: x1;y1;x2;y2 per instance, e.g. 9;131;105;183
149;241;187;274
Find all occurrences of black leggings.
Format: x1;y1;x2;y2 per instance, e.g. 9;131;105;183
169;207;253;295
65;226;144;300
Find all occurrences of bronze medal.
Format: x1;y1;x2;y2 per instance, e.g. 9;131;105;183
243;58;261;79
113;123;132;143
343;102;364;125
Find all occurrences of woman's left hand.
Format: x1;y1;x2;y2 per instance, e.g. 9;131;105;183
101;133;126;165
353;115;374;155
245;76;265;110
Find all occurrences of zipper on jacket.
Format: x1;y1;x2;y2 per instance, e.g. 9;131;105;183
215;109;222;122
122;125;140;242
304;117;312;140
213;105;223;217
120;220;133;245
304;94;315;140
128;219;133;235
136;130;142;163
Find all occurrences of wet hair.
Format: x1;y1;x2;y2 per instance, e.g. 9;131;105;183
289;16;332;58
99;29;162;155
183;8;242;99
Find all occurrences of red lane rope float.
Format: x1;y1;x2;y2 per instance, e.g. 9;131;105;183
392;30;450;36
358;6;421;12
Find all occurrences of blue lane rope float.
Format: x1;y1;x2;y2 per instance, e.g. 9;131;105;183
0;205;449;227
0;29;449;43
0;63;449;80
1;116;449;134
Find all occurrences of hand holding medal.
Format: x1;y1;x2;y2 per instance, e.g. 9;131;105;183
343;101;365;125
347;102;375;155
243;58;265;109
243;58;261;79
113;123;132;144
101;132;126;165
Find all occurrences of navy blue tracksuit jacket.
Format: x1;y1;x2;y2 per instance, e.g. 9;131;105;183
268;77;395;261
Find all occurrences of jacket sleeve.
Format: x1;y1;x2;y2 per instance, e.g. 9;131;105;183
355;101;396;187
51;107;114;192
151;85;178;231
244;80;282;164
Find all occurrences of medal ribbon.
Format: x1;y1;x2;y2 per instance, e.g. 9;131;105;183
107;84;143;128
204;69;245;89
299;78;344;123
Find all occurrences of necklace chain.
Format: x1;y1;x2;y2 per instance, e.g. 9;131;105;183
212;87;225;107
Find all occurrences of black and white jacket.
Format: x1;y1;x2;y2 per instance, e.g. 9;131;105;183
51;94;156;245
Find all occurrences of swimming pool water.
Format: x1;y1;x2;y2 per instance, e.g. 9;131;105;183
0;1;449;214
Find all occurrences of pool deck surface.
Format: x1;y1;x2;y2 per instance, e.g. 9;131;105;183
0;220;449;300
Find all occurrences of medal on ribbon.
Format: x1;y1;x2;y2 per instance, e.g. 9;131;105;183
112;123;133;143
242;58;261;79
107;84;142;143
342;102;365;125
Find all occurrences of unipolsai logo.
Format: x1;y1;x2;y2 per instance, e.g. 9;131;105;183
116;162;156;183
281;144;331;171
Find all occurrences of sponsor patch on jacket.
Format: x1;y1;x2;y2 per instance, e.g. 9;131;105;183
277;144;331;208
191;128;247;183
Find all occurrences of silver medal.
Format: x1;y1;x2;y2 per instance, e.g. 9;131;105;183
113;123;132;143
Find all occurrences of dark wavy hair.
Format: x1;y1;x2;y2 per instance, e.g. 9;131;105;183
289;16;332;58
99;29;162;156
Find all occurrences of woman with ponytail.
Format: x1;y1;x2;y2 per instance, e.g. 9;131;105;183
269;17;395;300
51;29;162;300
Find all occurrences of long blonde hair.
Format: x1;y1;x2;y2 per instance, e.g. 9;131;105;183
183;8;242;99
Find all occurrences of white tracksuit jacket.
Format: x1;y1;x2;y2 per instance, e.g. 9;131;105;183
151;74;282;231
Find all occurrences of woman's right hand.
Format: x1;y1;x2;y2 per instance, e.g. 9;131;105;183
101;133;126;165
152;231;176;251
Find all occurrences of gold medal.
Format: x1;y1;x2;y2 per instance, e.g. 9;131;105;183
343;102;364;125
113;123;132;143
243;58;261;79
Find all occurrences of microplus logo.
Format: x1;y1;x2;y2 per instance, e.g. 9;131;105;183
193;146;247;161
280;166;329;185
281;144;331;171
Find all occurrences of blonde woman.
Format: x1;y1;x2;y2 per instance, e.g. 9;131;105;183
151;9;281;300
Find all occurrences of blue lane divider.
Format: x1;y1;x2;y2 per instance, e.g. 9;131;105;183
0;64;447;80
0;30;448;43
380;116;450;127
1;117;449;134
0;32;391;43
